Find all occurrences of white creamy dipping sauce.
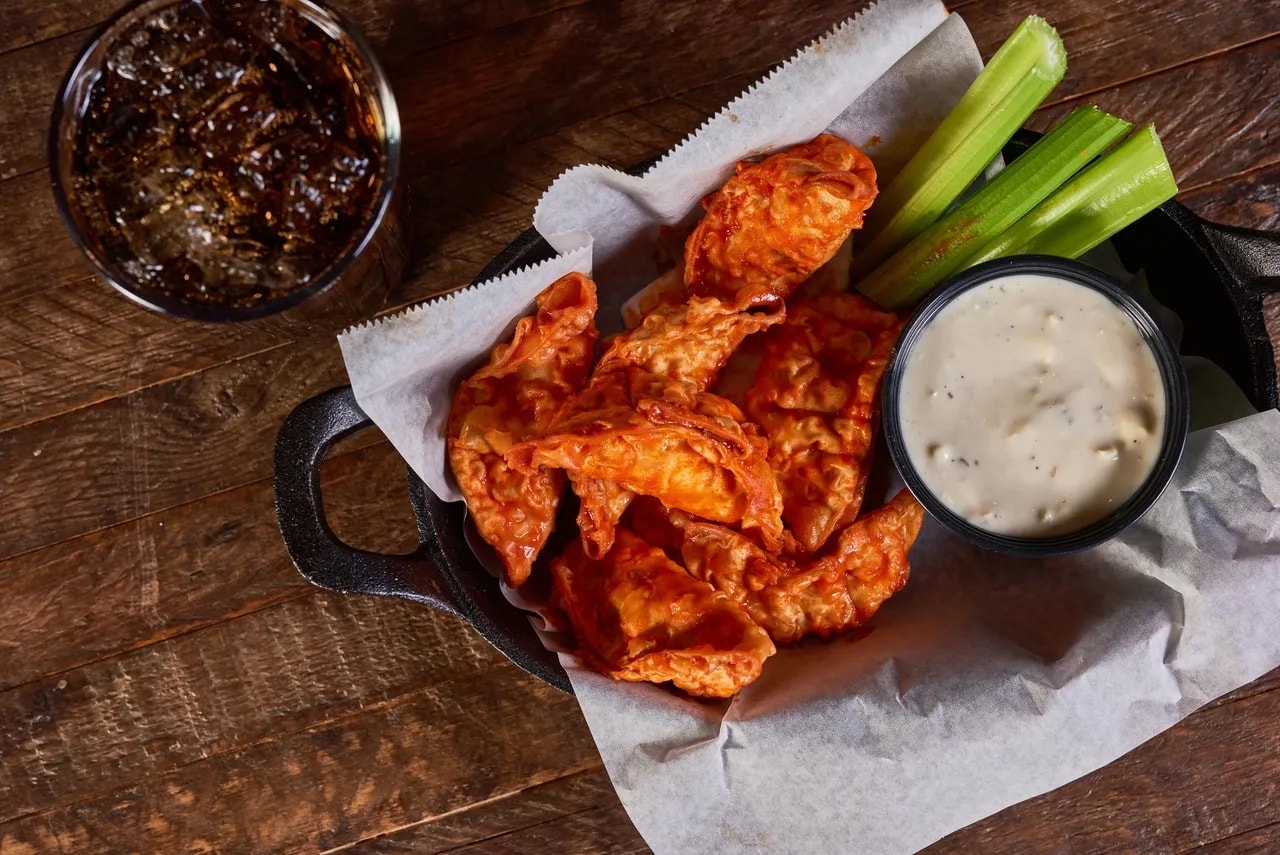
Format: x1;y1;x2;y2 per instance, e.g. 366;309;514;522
898;273;1166;537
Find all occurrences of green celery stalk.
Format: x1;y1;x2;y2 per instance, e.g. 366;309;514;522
966;124;1178;264
856;105;1131;309
852;15;1067;277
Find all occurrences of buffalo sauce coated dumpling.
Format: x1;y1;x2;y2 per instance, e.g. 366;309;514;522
680;489;925;644
597;294;783;390
445;272;599;587
506;367;785;556
745;291;902;554
549;526;776;698
684;133;877;309
535;293;783;558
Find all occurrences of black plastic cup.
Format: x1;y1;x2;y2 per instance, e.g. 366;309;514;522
48;0;403;325
882;255;1191;557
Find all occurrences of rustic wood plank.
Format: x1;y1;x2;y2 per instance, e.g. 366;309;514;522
0;5;100;54
0;337;370;561
1029;36;1280;192
442;802;649;855
0;32;83;182
0;171;88;304
1187;823;1280;855
0;585;522;825
960;0;1280;106
0;279;285;431
339;767;648;854
0;0;580;66
343;0;588;66
1183;161;1280;233
0;436;415;691
1206;670;1280;712
922;684;1280;854
0;661;598;853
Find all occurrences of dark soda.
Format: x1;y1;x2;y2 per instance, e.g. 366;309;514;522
69;0;386;309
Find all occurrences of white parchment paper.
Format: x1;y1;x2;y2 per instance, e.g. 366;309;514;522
338;2;1280;852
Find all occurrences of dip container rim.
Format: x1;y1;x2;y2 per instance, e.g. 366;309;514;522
881;253;1191;557
47;0;402;323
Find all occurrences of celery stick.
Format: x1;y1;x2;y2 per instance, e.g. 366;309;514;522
852;16;1067;276
966;125;1178;264
856;106;1130;309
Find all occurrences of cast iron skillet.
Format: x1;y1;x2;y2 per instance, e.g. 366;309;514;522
274;133;1280;696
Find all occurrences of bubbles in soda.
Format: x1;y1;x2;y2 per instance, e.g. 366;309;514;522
71;0;385;309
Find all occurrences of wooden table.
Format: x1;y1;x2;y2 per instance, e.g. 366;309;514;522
1;0;1277;851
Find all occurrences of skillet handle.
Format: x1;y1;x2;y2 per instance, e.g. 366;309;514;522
1154;203;1280;410
273;385;463;618
1199;219;1280;292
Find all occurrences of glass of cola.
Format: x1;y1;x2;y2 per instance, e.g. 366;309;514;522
50;0;402;322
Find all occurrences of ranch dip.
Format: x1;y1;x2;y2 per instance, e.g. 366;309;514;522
898;273;1166;537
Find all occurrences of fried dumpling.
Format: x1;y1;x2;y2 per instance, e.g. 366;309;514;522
745;292;901;554
598;295;782;390
550;527;776;698
551;296;782;557
509;367;785;552
680;490;924;643
684;134;877;309
446;272;598;586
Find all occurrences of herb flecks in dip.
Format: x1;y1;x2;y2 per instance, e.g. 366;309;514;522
898;273;1165;536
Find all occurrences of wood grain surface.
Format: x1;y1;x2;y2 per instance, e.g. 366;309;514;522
0;0;1277;852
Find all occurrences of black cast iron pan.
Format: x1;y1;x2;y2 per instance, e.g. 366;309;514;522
274;133;1280;696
